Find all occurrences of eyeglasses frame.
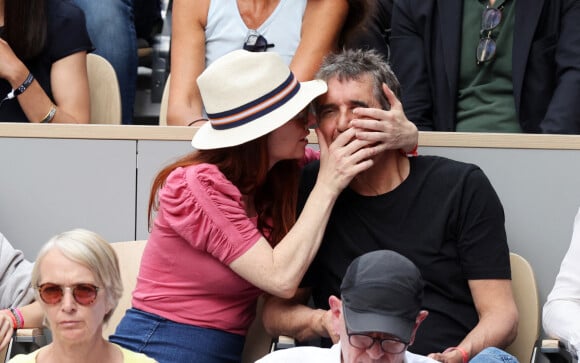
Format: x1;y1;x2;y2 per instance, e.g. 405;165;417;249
345;324;409;354
476;4;506;65
36;283;100;306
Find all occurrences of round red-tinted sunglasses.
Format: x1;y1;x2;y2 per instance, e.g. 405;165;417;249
37;283;100;306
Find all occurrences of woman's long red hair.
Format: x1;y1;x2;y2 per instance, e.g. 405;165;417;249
148;135;300;246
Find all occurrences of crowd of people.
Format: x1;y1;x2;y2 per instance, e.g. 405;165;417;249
2;0;579;131
1;0;580;362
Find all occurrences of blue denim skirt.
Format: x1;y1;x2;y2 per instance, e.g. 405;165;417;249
109;308;245;363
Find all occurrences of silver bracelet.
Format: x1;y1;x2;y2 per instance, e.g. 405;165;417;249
40;104;57;123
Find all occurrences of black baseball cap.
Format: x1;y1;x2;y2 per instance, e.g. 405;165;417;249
340;250;425;343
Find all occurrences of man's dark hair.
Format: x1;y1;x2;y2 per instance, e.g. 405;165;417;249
316;49;400;110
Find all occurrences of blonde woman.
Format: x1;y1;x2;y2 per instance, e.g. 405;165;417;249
9;229;156;363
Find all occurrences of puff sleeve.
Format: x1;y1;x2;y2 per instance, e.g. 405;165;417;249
156;164;262;265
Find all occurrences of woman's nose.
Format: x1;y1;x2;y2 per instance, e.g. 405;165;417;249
60;288;77;312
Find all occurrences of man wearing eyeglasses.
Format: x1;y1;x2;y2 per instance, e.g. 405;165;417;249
258;250;517;363
257;250;436;363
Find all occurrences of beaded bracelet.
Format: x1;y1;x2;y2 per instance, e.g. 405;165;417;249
1;309;18;329
10;307;24;329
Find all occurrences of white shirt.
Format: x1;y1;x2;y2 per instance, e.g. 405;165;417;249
543;206;580;354
205;0;307;67
255;342;441;363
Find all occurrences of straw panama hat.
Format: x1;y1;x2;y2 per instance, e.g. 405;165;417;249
191;50;328;150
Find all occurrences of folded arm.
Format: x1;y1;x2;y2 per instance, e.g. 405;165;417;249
0;301;44;350
0;38;89;123
428;279;518;363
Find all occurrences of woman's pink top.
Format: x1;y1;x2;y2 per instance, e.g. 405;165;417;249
132;163;263;335
132;148;319;336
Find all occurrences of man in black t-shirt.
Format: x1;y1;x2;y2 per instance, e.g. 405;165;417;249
262;49;518;363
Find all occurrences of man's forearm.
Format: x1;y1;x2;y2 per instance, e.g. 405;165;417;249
262;294;330;342
457;311;518;360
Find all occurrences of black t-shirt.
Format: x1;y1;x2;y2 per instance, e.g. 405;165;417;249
0;0;93;122
299;155;510;354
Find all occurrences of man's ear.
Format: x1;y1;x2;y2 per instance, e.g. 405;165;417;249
328;295;343;335
329;296;341;314
409;310;429;345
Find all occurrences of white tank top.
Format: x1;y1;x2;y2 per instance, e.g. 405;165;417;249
205;0;307;67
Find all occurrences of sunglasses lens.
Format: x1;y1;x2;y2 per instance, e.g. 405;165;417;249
243;34;270;52
73;284;99;305
477;37;497;63
481;8;501;30
39;283;63;304
38;283;98;305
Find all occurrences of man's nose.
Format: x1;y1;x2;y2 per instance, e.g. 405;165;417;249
336;111;350;133
366;342;385;359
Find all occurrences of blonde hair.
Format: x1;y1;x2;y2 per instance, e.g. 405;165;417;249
31;229;123;323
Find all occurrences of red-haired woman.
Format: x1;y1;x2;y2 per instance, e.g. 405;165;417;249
110;50;385;362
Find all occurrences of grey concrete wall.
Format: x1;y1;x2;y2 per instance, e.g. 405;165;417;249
0;138;136;259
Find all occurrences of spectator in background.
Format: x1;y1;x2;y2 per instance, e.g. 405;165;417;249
258;250;437;363
0;232;45;350
543;206;580;355
0;0;92;123
390;0;580;133
166;0;369;126
134;0;163;46
8;229;156;363
259;250;518;363
344;0;392;61
72;0;139;125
